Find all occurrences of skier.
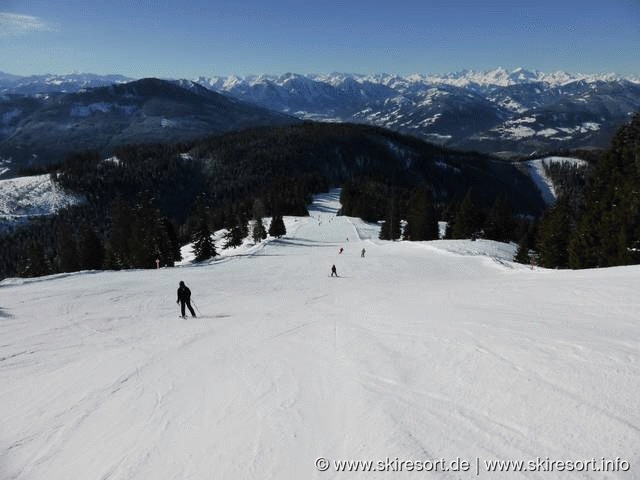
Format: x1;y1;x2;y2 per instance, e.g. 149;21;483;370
176;281;197;318
339;247;344;254
361;248;366;258
331;265;338;277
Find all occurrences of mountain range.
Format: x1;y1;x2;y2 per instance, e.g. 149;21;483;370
0;77;297;176
1;68;639;176
194;68;640;156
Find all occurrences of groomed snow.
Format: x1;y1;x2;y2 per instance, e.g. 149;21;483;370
1;190;638;479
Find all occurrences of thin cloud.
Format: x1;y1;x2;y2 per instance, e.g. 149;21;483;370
0;12;55;36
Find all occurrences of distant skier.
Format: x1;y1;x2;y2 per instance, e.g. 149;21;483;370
361;248;366;258
176;281;197;318
339;247;344;254
331;265;338;277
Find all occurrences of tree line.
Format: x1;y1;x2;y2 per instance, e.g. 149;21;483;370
9;119;607;279
530;113;640;268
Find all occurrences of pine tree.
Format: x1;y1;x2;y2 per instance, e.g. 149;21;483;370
109;197;133;269
125;193;176;268
449;190;483;239
252;217;267;243
379;195;401;240
484;195;515;242
252;199;268;243
560;114;640;268
514;222;536;264
19;241;50;278
102;243;120;270
78;227;104;270
224;215;248;249
536;197;571;268
268;215;286;238
55;221;79;273
192;220;216;261
162;218;182;266
403;187;439;241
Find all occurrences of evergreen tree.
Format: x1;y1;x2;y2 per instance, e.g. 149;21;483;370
78;227;105;270
536;197;571;268
126;193;176;268
567;213;602;268
162;218;182;266
109;197;134;269
252;198;268;243
268;215;286;238
449;190;483;239
514;221;537;264
484;195;515;242
379;195;401;240
252;217;267;243
403;187;439;241
55;221;79;273
102;242;120;270
192;220;216;261
224;215;248;249
19;241;50;278
543;113;640;269
224;225;245;248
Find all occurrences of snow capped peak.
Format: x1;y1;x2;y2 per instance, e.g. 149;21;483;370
251;74;276;86
188;68;639;96
222;75;245;90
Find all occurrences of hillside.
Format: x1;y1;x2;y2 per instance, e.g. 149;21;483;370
0;174;84;231
2;68;639;172
0;78;298;176
0;122;545;279
1;191;638;479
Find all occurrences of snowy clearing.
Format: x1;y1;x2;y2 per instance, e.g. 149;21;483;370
1;189;638;479
526;157;588;204
0;174;85;221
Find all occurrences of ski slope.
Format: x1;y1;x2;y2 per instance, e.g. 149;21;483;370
526;157;589;205
1;190;639;479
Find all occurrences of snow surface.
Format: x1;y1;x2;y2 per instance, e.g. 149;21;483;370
1;189;639;479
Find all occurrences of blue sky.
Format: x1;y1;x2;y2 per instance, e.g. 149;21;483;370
1;0;639;78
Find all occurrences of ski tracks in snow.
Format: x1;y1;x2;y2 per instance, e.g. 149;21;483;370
2;189;640;479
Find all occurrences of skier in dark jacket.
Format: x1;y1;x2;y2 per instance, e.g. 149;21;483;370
331;265;338;277
177;281;196;318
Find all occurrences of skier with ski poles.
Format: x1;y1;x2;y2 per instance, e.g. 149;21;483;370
177;281;197;318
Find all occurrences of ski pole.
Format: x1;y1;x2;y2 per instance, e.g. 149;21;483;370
191;300;202;316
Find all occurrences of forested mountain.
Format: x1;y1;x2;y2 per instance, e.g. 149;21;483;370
0;122;545;278
533;113;640;268
0;78;298;177
2;68;639;175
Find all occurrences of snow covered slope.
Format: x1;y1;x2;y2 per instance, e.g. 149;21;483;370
1;190;638;479
526;156;589;204
0;174;84;229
